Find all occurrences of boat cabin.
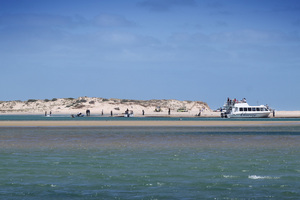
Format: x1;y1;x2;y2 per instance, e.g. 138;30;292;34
233;103;269;113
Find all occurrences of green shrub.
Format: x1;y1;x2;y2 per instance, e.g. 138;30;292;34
121;99;129;103
74;104;85;109
76;99;87;103
27;99;38;103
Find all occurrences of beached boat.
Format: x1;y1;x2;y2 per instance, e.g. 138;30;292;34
221;98;271;118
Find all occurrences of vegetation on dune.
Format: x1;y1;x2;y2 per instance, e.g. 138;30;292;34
27;99;38;103
76;99;87;103
74;104;85;109
0;97;211;113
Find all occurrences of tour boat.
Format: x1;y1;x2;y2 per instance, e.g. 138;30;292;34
221;98;271;118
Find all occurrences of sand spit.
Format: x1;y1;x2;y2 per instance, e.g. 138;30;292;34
0;97;218;117
0;97;299;118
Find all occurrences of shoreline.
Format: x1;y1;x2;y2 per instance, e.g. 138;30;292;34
0;112;220;118
1;120;300;127
0;110;300;118
1;97;299;119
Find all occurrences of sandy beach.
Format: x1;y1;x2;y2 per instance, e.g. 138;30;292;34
1;120;300;127
1;97;299;118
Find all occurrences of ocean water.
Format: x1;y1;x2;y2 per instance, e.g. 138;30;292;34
0;126;300;199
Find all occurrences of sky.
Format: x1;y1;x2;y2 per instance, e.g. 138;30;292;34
0;0;300;110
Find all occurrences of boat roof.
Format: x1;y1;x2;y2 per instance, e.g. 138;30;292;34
233;103;266;107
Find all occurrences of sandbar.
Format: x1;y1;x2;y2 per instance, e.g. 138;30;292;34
0;120;300;127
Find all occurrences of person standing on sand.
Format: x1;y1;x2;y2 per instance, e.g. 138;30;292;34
142;110;145;115
198;110;201;117
111;111;113;117
125;109;129;117
168;108;171;115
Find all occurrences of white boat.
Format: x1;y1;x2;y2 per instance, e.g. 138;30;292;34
221;98;271;118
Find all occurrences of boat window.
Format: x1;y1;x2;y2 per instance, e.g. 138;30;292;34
252;107;256;111
243;108;247;111
235;108;238;112
248;108;251;111
239;108;243;111
256;108;260;111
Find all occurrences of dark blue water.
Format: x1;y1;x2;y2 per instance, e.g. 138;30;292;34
0;126;300;199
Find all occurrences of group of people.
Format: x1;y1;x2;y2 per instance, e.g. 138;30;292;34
71;110;90;118
69;108;192;117
227;97;247;105
44;111;52;116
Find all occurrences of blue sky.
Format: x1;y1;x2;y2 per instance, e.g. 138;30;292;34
0;0;299;110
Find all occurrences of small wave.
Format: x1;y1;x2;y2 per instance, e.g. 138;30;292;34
223;175;238;179
248;175;280;180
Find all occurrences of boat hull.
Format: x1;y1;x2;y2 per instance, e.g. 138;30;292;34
227;112;270;118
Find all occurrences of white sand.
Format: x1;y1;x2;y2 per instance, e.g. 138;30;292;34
0;97;299;118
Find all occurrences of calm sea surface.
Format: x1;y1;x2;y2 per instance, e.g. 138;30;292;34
1;117;300;199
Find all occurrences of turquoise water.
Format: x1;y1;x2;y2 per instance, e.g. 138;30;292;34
1;126;300;199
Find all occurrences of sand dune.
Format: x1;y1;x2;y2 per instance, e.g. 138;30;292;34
0;97;216;117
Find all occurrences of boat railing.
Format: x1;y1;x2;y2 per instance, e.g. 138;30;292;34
226;98;247;106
